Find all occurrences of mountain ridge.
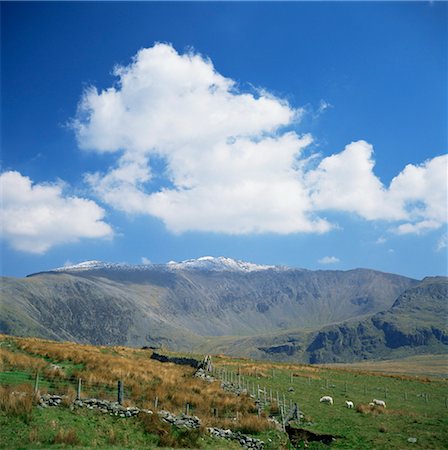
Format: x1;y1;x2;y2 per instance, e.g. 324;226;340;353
2;257;445;363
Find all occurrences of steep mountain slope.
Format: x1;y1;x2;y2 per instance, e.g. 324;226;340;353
0;273;201;349
307;276;448;363
247;277;447;363
1;258;417;355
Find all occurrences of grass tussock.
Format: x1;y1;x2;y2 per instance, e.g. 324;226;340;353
53;428;79;445
0;347;47;372
356;403;385;416
232;414;274;434
0;384;35;423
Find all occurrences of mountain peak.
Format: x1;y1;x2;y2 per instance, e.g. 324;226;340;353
166;256;282;272
49;256;285;274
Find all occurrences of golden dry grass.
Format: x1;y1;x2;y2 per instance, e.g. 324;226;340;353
0;335;273;431
0;384;35;422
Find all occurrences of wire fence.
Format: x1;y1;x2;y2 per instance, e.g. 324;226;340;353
211;366;448;413
0;370;132;405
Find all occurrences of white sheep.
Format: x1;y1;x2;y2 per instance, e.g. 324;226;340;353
373;399;386;408
345;400;354;408
319;396;333;405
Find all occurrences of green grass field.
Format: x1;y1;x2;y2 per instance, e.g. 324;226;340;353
1;335;447;449
211;357;448;449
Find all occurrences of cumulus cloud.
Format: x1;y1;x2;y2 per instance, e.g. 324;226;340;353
308;143;447;232
318;256;340;264
73;43;447;237
0;171;113;253
76;43;328;234
141;256;151;264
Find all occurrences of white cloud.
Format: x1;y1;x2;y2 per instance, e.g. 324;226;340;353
73;43;447;237
76;43;328;235
436;233;447;251
308;143;447;233
388;155;448;233
141;256;151;265
376;236;387;245
307;141;402;220
314;99;332;118
318;256;340;264
0;171;113;253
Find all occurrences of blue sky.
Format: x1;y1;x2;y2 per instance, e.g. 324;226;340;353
1;1;447;280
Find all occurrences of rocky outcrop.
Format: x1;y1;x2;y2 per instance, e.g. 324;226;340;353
305;277;448;363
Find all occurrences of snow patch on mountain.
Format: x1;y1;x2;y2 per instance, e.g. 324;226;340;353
51;256;286;273
166;256;279;272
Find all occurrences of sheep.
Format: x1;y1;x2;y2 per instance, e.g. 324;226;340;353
319;396;333;405
373;399;386;408
368;402;375;407
345;400;354;408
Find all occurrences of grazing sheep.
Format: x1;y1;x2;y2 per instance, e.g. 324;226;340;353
319;396;333;405
368;402;375;407
345;400;354;408
373;399;386;408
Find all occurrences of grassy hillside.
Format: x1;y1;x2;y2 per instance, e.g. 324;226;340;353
321;354;448;378
1;335;447;449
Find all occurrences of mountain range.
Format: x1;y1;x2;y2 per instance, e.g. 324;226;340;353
1;257;446;363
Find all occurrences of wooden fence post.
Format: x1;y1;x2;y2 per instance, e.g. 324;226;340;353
117;380;123;405
77;378;82;400
34;372;39;394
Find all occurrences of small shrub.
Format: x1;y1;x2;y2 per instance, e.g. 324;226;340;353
269;401;280;415
170;426;201;448
61;387;77;406
53;428;79;445
138;412;201;448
